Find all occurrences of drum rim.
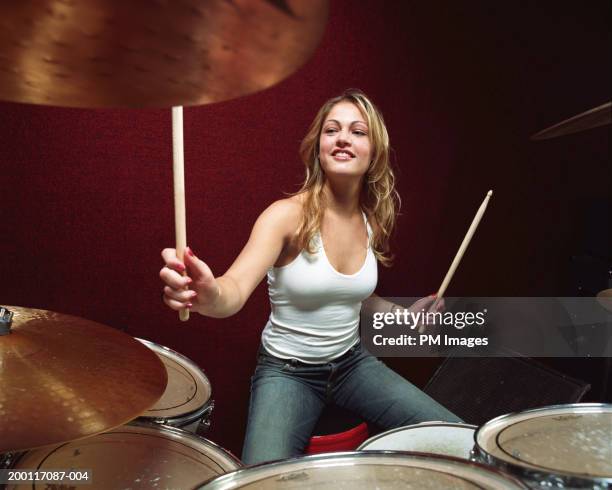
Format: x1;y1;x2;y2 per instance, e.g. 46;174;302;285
8;422;243;474
136;337;213;416
136;338;212;391
137;398;214;426
356;421;478;451
15;422;241;464
129;421;243;468
474;402;612;485
196;450;528;489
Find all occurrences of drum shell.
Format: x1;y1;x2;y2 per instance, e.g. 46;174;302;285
473;446;612;490
474;403;612;489
137;399;215;434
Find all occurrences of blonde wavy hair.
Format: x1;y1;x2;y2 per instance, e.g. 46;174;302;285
294;89;400;267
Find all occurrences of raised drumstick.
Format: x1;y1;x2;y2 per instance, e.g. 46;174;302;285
172;106;189;322
420;190;493;333
432;190;493;311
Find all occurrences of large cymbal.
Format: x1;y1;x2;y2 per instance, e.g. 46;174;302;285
0;306;167;452
531;102;611;140
0;0;328;108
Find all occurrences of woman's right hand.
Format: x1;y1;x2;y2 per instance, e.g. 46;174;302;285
160;247;220;315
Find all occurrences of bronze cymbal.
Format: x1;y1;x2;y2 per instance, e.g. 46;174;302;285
0;306;167;452
0;0;328;108
596;289;612;313
531;102;611;140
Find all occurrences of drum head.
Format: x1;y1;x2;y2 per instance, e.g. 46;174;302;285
358;422;477;459
9;424;241;490
137;338;212;420
476;403;612;482
198;452;527;489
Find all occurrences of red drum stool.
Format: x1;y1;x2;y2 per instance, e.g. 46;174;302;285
305;406;369;454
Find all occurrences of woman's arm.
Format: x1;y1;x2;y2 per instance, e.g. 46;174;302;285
161;198;300;318
361;293;395;318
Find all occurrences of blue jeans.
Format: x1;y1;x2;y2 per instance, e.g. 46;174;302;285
241;342;461;464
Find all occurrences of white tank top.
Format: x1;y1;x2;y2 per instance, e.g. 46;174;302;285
261;212;378;363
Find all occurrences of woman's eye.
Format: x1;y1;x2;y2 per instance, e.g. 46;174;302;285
324;128;338;134
353;130;367;136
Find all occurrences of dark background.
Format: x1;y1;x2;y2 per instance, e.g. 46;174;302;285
1;1;610;456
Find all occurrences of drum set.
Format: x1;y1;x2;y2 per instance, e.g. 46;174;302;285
1;1;610;488
2;305;611;489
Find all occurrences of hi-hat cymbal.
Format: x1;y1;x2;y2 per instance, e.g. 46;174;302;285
531;102;611;140
0;306;167;452
0;0;328;108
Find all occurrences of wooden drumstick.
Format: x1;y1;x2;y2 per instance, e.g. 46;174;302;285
419;191;493;333
172;106;189;322
432;190;493;311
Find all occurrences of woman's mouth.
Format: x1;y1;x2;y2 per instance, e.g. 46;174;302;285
331;150;355;160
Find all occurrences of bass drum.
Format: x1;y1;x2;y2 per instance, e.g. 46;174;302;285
136;338;213;433
5;423;241;490
474;403;612;488
357;421;477;460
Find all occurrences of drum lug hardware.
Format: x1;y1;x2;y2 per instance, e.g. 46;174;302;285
0;306;14;335
197;401;215;434
198;418;211;434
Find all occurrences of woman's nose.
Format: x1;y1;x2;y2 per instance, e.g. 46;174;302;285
336;130;351;145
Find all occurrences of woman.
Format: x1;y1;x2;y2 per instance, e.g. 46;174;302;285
160;89;460;464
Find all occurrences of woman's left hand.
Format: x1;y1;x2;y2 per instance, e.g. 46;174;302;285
407;294;445;333
408;294;444;314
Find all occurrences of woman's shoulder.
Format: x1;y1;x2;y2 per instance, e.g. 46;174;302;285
264;195;303;219
256;196;303;237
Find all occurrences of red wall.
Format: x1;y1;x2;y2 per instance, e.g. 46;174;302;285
1;1;609;455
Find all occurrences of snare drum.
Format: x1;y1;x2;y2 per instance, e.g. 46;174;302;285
474;403;612;489
5;423;241;490
137;338;213;433
197;452;526;489
357;421;477;460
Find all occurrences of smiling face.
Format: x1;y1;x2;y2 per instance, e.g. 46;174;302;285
318;101;372;180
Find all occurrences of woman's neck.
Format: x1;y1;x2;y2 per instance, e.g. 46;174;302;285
322;179;362;216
